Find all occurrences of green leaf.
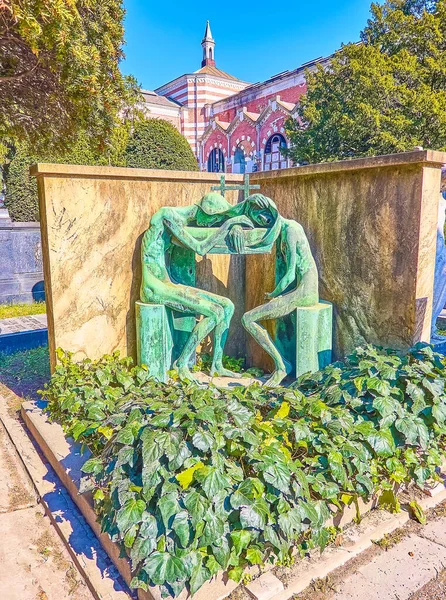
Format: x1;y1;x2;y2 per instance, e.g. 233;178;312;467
373;395;399;417
81;457;103;475
278;508;302;538
264;463;291;493
172;510;191;548
130;536;156;569
230;530;251;555
144;551;187;585
327;451;348;487
366;429;396;458
230;478;264;509
176;462;204;489
228;566;244;583
192;430;214;452
366;377;391;396
201;467;230;498
190;560;211;596
184;491;209;526
200;508;225;546
409;500;426;524
157;493;180;529
116;499;146;532
240;498;269;529
246;546;264;565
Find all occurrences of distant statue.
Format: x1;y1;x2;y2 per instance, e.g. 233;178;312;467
242;196;320;387
140;193;273;381
431;173;446;340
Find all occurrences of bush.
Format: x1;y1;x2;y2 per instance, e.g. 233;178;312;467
4;119;197;221
124;119;198;171
40;344;446;597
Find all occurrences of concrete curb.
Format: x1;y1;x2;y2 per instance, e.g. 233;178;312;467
19;398;446;600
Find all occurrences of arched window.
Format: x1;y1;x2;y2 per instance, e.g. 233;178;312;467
233;146;246;174
209;48;213;60
207;148;225;173
264;134;287;171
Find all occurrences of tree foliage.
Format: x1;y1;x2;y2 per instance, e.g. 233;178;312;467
0;0;139;152
4;119;198;221
124;119;199;171
286;0;446;163
42;344;446;596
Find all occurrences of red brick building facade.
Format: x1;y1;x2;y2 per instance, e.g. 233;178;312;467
145;22;328;173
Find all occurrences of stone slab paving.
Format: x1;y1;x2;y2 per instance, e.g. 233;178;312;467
331;534;446;600
0;313;47;334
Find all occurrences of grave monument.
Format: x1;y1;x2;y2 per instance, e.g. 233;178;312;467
136;175;332;386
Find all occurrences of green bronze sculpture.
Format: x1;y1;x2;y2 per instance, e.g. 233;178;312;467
241;196;324;388
140;193;272;381
138;186;331;385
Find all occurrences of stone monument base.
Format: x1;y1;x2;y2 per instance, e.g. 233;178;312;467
274;301;333;378
135;301;195;382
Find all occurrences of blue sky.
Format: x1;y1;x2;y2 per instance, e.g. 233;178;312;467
121;0;373;91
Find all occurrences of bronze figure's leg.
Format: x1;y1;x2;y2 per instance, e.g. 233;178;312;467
242;293;295;388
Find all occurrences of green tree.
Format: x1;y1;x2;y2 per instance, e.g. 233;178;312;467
0;0;139;153
4;122;132;221
124;119;199;171
285;0;446;164
4;119;198;221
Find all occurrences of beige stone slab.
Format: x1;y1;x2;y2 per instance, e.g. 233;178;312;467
333;534;446;600
0;506;94;600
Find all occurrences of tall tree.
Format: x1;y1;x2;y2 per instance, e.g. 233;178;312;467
0;0;139;153
285;0;446;164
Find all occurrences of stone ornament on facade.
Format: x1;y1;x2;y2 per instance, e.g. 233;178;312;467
137;179;332;387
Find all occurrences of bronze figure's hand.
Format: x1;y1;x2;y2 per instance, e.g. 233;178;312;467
228;225;245;253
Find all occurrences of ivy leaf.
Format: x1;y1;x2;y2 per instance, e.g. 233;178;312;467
201;467;230;498
366;377;391;396
230;529;251;555
228;567;244;583
327;451;348;487
212;537;231;568
144;551;187;585
227;398;253;426
240;498;269;529
373;396;399;417
184;490;209;526
192;430;214;452
432;402;446;425
355;474;373;495
116;498;146;532
81;457;103;475
190;561;211;596
176;462;204;489
171;510;191;548
130;536;157;570
264;463;291;493
366;429;396;457
230;478;264;509
158;493;180;529
200;509;225;546
246;546;264;565
278;508;302;538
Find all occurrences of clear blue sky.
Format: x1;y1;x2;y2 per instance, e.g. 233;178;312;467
121;0;373;91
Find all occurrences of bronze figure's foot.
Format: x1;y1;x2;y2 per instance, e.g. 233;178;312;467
263;359;292;388
173;362;200;384
210;364;243;378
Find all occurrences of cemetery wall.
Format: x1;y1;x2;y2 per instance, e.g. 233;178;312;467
34;150;446;373
248;150;445;369
31;164;245;370
0;217;44;304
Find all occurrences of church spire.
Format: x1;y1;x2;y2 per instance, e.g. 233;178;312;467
201;21;216;67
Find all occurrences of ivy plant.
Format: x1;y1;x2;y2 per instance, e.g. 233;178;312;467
40;344;446;597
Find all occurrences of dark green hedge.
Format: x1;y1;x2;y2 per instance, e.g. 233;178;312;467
4;119;198;222
125;119;198;171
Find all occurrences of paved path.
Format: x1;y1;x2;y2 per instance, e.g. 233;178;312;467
0;313;47;334
0;410;93;600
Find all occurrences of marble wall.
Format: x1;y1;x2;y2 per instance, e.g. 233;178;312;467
248;150;445;370
34;150;445;373
33;165;245;370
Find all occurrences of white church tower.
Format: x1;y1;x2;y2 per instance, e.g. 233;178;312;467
201;21;216;67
